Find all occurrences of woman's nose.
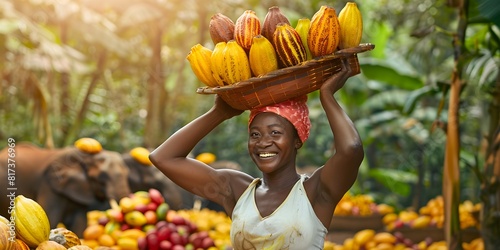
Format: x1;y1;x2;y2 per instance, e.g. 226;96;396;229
257;134;272;146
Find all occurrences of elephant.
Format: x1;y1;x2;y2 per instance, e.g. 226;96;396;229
122;153;196;210
0;143;131;237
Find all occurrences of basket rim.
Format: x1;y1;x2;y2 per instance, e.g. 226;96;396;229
197;43;375;95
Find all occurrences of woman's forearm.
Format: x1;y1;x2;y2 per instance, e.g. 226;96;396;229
150;107;228;163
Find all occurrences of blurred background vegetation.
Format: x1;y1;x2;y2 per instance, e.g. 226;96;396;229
0;0;498;213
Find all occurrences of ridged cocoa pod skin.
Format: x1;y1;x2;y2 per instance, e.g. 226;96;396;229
308;5;340;57
261;6;290;46
209;13;235;44
234;10;261;51
273;23;307;68
338;2;363;49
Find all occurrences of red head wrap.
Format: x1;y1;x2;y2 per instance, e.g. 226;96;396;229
248;96;311;143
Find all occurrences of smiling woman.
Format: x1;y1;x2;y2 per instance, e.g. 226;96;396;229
149;58;364;249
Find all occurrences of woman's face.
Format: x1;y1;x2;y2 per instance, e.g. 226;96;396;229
248;112;300;173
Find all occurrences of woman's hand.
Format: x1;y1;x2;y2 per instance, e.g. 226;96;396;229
213;95;244;119
320;58;353;95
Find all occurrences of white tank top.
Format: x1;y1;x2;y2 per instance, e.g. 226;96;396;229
230;175;327;250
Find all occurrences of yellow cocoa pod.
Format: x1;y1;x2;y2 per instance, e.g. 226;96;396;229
13;195;51;248
373;232;396;244
234;10;261;51
411;215;431;229
210;42;227;86
273;23;307;67
308;5;340;57
117;237;138;250
186;44;218;87
353;229;375;246
249;35;278;76
82;224;105;240
129;147;152;166
222;40;251;85
74;137;103;154
295;18;312;60
209;13;235;44
124;211;147;227
338;2;363;49
119;229;146;240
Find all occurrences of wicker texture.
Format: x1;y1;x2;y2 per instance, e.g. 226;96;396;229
197;43;375;110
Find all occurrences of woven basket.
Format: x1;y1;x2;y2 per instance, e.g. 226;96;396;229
197;43;375;110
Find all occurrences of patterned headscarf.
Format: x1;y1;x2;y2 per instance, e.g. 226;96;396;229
248;95;311;143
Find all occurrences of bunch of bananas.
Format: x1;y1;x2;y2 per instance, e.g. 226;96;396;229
187;2;364;87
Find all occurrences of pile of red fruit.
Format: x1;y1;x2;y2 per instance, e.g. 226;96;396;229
139;219;215;250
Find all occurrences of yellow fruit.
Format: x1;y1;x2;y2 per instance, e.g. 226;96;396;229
124;211;147;227
377;204;395;215
49;228;81;248
98;234;115;247
295;18;312;60
222;40;252;85
74;137;103;154
186;44;218;87
308;5;340;57
234;10;261;51
210;42;227;86
382;213;398;225
196;152;217;164
117;237;138;250
353;229;375;246
13;195;51;248
35;240;66;250
338;2;363;49
119;229;146;240
129;147;153;166
119;197;136;213
80;239;99;249
411;215;431;229
373;232;396;244
209;13;235;44
273;23;307;67
83;224;105;241
249;35;278;76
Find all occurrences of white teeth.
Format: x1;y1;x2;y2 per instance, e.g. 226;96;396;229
259;153;276;158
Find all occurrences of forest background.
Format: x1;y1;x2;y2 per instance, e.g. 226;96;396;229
0;0;499;219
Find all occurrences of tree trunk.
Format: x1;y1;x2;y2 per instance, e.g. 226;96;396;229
144;21;165;148
442;0;468;248
480;65;500;250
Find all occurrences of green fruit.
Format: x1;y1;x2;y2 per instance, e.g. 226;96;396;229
156;203;169;221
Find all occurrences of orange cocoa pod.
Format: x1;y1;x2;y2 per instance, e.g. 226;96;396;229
234;10;261;51
308;5;340;57
209;13;235;44
261;6;290;46
35;240;66;250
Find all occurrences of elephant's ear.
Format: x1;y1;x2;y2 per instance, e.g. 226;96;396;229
44;148;100;206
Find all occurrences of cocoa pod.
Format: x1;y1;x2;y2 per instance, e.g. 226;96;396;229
308;5;340;57
209;13;235;44
261;6;290;46
234;10;261;51
273;23;307;67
